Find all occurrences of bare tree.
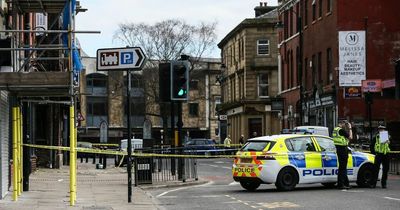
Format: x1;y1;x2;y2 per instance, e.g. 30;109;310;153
113;19;217;141
114;19;217;63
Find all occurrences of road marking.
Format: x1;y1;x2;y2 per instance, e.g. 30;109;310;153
259;202;300;208
156;181;213;198
384;197;400;201
214;161;225;164
229;181;239;185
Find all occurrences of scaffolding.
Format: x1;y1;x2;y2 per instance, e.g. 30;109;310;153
0;0;99;205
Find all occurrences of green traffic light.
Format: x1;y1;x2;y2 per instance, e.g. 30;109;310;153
178;89;186;96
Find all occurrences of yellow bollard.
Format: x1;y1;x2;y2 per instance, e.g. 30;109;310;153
16;107;21;196
12;107;18;201
69;106;76;206
19;107;23;195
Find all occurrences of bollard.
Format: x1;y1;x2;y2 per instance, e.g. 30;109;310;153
92;153;96;164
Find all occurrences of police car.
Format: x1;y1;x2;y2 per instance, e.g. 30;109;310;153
232;134;375;191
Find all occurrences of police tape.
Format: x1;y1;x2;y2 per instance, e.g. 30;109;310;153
22;143;400;158
91;143;119;147
22;144;238;158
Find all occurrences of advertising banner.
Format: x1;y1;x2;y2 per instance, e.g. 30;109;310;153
339;31;366;87
344;87;362;98
362;80;382;92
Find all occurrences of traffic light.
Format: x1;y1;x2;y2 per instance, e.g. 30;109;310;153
170;60;189;100
159;63;171;102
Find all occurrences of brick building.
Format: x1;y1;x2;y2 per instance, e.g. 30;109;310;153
218;4;282;144
278;0;400;144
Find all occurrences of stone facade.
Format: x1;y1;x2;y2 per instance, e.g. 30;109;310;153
218;6;282;144
78;57;222;143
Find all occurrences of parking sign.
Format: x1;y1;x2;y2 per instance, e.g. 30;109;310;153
96;47;146;71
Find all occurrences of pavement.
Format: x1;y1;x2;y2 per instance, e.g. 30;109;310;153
0;160;206;210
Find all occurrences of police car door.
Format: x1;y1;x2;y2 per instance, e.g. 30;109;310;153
286;137;323;183
313;136;338;183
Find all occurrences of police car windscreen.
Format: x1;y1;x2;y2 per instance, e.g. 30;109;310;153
241;141;275;152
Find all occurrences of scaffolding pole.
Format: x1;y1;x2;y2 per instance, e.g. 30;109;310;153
12;107;18;201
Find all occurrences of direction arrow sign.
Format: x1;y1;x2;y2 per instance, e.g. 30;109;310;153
96;47;146;71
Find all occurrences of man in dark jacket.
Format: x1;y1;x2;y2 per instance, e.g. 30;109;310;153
332;120;352;189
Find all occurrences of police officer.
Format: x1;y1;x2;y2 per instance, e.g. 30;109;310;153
370;125;391;188
332;120;352;189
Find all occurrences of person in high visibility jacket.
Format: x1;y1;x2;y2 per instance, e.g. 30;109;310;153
370;125;391;188
332;120;352;189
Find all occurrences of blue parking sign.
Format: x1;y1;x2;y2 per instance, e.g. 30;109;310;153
121;52;134;64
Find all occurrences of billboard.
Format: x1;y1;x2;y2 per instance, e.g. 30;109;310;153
339;31;366;87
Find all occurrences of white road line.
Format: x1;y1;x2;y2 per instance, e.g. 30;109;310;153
229;181;239;185
384;197;400;201
156;181;213;198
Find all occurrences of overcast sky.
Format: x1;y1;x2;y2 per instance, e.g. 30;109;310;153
76;0;278;58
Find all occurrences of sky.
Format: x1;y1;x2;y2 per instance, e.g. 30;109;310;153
75;0;278;58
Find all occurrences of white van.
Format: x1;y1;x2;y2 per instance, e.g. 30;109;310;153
292;126;330;137
120;138;143;151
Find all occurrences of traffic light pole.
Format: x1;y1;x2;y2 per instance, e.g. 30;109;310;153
126;69;133;203
177;101;185;181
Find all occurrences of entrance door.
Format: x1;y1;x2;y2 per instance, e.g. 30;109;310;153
248;118;262;138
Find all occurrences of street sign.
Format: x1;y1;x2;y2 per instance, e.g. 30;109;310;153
96;47;146;71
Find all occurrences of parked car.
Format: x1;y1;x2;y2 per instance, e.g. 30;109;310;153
183;138;217;155
233;134;375;191
115;139;143;166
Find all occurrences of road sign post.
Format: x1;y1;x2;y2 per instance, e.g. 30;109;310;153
96;47;146;203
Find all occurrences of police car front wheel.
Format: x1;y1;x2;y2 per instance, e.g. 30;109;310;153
240;181;260;191
275;167;298;191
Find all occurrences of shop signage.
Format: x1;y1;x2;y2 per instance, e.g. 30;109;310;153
382;79;395;89
338;31;366;87
362;80;382;92
344;87;362;98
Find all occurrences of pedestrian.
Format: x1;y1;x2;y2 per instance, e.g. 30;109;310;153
239;134;245;145
370;125;391;188
252;131;258;138
224;135;232;155
224;135;232;148
332;120;352;189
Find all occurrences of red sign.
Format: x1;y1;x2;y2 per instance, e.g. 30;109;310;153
382;79;395;89
362;80;382;92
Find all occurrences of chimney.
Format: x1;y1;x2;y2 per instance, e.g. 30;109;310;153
255;2;276;17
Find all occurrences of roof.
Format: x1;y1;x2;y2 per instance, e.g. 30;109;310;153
217;8;278;48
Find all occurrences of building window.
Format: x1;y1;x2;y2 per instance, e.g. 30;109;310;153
327;48;333;83
257;39;270;55
189;103;199;117
215;96;221;117
318;0;323;18
312;54;316;86
304;58;308;89
86;73;108;127
289;7;293;36
258;73;269;98
318;52;322;83
304;0;308;26
327;0;332;13
190;80;199;90
312;0;316;21
86;98;108;127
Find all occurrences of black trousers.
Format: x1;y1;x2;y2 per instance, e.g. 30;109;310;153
372;153;390;186
336;145;349;187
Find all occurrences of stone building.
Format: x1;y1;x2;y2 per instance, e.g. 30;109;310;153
78;56;222;144
217;4;282;144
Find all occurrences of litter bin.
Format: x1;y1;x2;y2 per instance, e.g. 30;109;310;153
136;157;152;184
